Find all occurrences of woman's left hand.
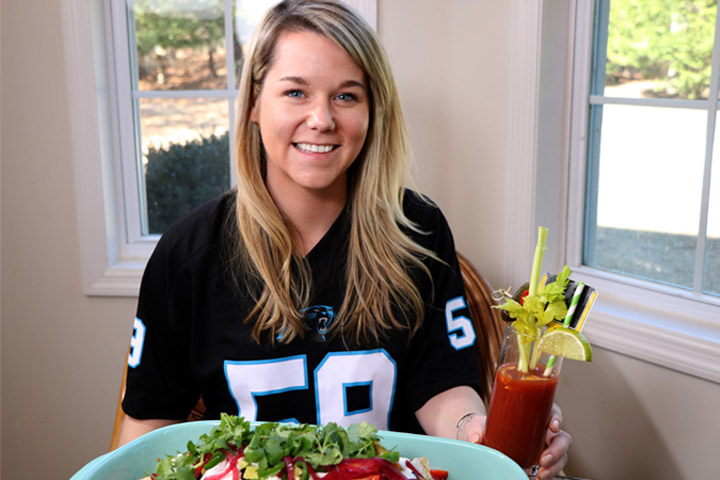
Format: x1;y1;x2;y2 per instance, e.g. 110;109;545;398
455;404;572;480
535;403;572;480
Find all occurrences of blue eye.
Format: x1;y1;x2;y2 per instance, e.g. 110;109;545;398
286;89;304;98
336;93;358;102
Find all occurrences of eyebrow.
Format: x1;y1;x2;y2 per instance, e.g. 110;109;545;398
279;76;366;90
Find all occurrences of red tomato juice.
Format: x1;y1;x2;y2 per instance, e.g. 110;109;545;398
483;363;558;468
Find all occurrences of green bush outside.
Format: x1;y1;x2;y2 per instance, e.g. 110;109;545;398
606;0;717;99
145;132;230;234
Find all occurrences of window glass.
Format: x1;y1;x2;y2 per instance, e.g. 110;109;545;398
138;97;230;234
234;0;277;86
604;0;716;100
705;115;720;295
585;0;719;297
132;0;227;91
125;0;282;235
125;0;277;235
585;104;707;289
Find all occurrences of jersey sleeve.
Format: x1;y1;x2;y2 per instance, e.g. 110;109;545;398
402;195;484;414
122;231;201;420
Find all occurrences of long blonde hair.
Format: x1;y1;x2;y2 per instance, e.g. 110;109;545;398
230;0;437;344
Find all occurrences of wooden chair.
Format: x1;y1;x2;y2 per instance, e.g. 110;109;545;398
109;251;504;450
109;352;206;450
455;251;504;402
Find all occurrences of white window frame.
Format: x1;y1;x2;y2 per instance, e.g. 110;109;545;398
506;0;720;384
61;0;377;297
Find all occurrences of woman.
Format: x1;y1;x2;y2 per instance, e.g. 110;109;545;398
118;1;570;478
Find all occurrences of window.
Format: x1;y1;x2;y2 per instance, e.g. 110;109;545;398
505;0;720;383
586;0;719;297
61;0;376;296
116;0;282;240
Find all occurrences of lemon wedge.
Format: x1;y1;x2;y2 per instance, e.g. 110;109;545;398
536;326;592;361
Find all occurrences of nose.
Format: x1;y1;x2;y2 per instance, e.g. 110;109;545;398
307;101;335;132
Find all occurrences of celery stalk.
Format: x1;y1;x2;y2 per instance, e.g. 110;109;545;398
517;336;532;373
528;227;548;297
516;227;548;373
529;341;543;370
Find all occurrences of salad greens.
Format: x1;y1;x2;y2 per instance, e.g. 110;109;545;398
494;227;571;373
149;414;400;480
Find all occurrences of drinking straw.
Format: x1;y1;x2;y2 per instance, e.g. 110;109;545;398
563;282;585;329
543;282;585;376
573;290;597;332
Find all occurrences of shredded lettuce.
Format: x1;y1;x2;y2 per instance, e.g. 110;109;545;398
148;414;400;480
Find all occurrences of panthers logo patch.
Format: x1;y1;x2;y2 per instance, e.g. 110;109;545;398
302;305;335;342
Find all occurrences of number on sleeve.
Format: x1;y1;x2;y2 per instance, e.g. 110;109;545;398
445;296;476;350
128;317;146;368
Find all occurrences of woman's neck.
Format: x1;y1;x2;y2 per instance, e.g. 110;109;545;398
270;184;347;257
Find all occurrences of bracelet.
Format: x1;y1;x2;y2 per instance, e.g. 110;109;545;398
456;412;483;431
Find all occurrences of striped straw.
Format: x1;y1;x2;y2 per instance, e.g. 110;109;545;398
543;282;585;376
563;283;585;327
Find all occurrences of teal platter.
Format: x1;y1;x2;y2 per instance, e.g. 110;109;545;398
71;421;526;480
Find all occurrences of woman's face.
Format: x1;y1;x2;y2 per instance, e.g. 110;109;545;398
250;30;370;202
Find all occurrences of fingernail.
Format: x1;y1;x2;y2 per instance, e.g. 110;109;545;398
542;453;553;466
552;419;560;430
470;433;480;443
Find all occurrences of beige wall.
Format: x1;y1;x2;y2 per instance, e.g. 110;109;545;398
1;0;139;477
1;1;717;479
379;1;510;285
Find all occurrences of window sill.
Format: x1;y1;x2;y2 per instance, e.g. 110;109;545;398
572;267;720;384
83;260;145;297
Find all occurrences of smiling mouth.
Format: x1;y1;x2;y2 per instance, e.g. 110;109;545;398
294;143;337;154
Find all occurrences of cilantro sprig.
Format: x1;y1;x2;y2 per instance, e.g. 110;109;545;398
150;414;398;480
494;227;571;372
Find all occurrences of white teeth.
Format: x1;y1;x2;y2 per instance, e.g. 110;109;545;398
296;143;334;153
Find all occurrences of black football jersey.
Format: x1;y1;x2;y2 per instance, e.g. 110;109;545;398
123;190;482;434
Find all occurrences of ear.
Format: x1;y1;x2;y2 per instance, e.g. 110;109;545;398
249;99;259;124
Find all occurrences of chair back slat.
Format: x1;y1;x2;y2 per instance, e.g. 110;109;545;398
456;251;504;403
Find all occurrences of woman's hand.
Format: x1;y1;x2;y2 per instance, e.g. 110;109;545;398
455;404;572;480
535;404;572;480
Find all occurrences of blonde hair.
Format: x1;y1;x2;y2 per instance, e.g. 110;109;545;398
230;0;437;344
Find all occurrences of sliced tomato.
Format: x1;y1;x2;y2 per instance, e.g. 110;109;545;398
430;470;449;480
520;289;529;305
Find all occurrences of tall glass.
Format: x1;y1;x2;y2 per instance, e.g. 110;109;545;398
483;325;562;470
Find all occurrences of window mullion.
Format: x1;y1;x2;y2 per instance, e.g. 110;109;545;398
589;0;610;96
225;0;238;185
590;95;708;109
694;6;720;293
131;89;237;99
108;0;146;250
583;0;611;267
225;0;235;90
124;4;151;238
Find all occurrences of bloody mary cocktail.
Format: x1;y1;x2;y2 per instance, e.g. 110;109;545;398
488;228;595;470
483;363;558;468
